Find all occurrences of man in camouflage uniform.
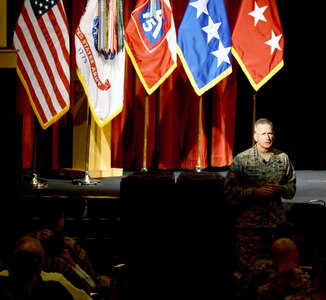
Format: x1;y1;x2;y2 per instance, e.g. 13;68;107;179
224;118;296;298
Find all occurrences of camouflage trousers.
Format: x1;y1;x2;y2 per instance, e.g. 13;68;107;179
235;227;274;278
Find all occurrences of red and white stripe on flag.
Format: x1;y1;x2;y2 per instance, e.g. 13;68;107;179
232;0;284;91
13;0;70;129
75;0;125;127
124;0;177;95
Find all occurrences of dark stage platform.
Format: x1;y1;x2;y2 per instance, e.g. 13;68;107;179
22;170;326;204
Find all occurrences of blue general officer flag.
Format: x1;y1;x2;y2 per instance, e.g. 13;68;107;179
177;0;232;96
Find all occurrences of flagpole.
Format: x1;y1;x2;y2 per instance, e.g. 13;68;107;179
141;94;149;172
25;117;48;188
196;96;203;172
73;103;100;185
252;91;257;146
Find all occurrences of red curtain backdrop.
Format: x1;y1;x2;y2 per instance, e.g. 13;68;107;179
14;0;239;172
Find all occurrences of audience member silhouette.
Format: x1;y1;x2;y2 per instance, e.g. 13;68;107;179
0;235;74;299
256;237;312;300
285;256;326;299
31;228;97;295
246;222;305;296
35;205;117;299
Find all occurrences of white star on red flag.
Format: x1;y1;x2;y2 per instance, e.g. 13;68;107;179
265;30;282;54
232;0;284;91
248;2;267;26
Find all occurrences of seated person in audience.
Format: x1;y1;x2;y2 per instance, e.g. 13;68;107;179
248;222;306;297
40;205;117;299
30;228;97;295
0;235;74;299
285;256;326;299
0;268;93;300
256;237;312;300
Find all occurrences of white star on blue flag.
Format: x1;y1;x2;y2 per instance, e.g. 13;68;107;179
177;0;232;96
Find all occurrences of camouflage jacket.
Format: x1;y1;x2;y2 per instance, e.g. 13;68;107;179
224;145;296;229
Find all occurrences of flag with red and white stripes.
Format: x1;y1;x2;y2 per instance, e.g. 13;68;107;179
13;0;70;129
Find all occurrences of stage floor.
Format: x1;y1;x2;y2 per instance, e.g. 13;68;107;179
286;170;326;203
219;170;326;204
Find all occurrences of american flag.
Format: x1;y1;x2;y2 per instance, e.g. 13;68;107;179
13;0;70;129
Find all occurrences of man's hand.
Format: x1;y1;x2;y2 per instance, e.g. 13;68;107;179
255;183;281;198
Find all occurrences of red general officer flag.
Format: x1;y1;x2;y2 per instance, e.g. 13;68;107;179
232;0;284;91
124;0;177;95
13;0;70;129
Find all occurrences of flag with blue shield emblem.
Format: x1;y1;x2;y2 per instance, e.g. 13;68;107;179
124;0;177;95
